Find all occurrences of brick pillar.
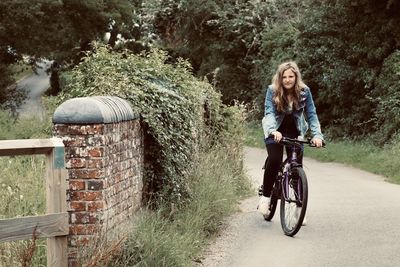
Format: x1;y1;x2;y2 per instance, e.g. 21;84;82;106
52;96;143;266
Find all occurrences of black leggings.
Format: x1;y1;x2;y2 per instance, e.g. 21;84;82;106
262;143;303;197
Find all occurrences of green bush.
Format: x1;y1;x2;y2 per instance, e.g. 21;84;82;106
58;44;243;205
294;0;400;138
370;50;400;144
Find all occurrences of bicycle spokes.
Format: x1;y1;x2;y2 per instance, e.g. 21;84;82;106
283;183;300;228
280;168;308;237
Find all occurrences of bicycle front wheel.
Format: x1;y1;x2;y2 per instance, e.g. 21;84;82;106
280;167;308;236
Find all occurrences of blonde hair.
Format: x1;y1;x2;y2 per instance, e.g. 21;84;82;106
271;61;307;112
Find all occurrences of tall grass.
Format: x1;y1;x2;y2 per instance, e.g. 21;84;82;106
0;155;46;218
0;110;51;140
0;110;50;266
0;155;48;266
245;122;400;184
107;146;252;266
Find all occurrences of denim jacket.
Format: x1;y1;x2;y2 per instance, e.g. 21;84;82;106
262;85;324;140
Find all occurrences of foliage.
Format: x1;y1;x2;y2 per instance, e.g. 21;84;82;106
253;22;301;117
0;0;137;60
369;50;400;144
0;66;25;110
244;121;265;148
0;0;139;106
2;0;400;142
148;0;400;142
151;0;301;105
0;239;46;267
109;144;251;266
58;44;236;203
0;156;46;219
294;0;400;138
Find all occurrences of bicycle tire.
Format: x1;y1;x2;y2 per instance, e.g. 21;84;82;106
264;183;279;221
280;167;308;236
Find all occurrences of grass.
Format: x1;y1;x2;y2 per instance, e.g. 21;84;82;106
305;139;400;183
244;121;265;148
0;109;51;266
0;155;48;266
0;110;52;140
105;145;252;266
9;61;33;81
245;121;400;184
0;156;46;219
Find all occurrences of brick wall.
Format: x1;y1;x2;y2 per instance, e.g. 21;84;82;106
53;96;143;266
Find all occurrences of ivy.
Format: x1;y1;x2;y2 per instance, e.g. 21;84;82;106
58;44;230;204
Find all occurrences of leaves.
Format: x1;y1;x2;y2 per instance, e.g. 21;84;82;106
59;44;228;203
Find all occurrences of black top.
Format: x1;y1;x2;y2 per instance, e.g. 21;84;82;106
277;114;299;138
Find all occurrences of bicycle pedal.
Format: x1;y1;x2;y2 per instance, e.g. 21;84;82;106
258;185;263;196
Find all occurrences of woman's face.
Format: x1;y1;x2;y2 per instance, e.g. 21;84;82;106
282;69;296;90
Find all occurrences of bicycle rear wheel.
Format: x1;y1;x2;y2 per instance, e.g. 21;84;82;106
264;182;279;221
280;167;308;236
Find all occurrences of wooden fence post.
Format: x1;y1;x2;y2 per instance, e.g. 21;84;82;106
0;138;69;266
46;138;68;267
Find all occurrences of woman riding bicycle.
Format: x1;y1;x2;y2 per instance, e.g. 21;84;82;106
258;61;324;217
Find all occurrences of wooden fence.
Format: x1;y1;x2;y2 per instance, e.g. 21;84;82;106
0;138;68;267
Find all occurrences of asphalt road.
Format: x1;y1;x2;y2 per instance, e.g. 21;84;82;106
200;146;400;267
16;60;51;119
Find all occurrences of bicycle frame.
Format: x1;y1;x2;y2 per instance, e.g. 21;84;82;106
280;141;303;205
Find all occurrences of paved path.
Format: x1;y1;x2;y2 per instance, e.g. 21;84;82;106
16;60;51;119
201;146;400;267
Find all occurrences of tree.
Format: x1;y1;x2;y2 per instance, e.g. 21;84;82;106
151;0;277;104
0;0;138;107
295;0;400;137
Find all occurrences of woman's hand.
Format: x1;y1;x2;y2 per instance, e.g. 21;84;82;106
271;131;283;142
311;137;323;148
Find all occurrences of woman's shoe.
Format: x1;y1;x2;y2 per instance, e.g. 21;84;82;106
295;207;307;226
257;196;270;216
302;216;307;226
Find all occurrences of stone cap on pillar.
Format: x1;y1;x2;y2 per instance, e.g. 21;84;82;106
53;96;137;124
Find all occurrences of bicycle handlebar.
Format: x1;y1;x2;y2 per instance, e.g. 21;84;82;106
267;135;326;148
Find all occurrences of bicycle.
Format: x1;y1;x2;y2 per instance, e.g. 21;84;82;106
259;136;324;237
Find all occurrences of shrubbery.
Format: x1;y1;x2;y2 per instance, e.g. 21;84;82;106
370;50;400;144
59;44;246;205
57;44;251;266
